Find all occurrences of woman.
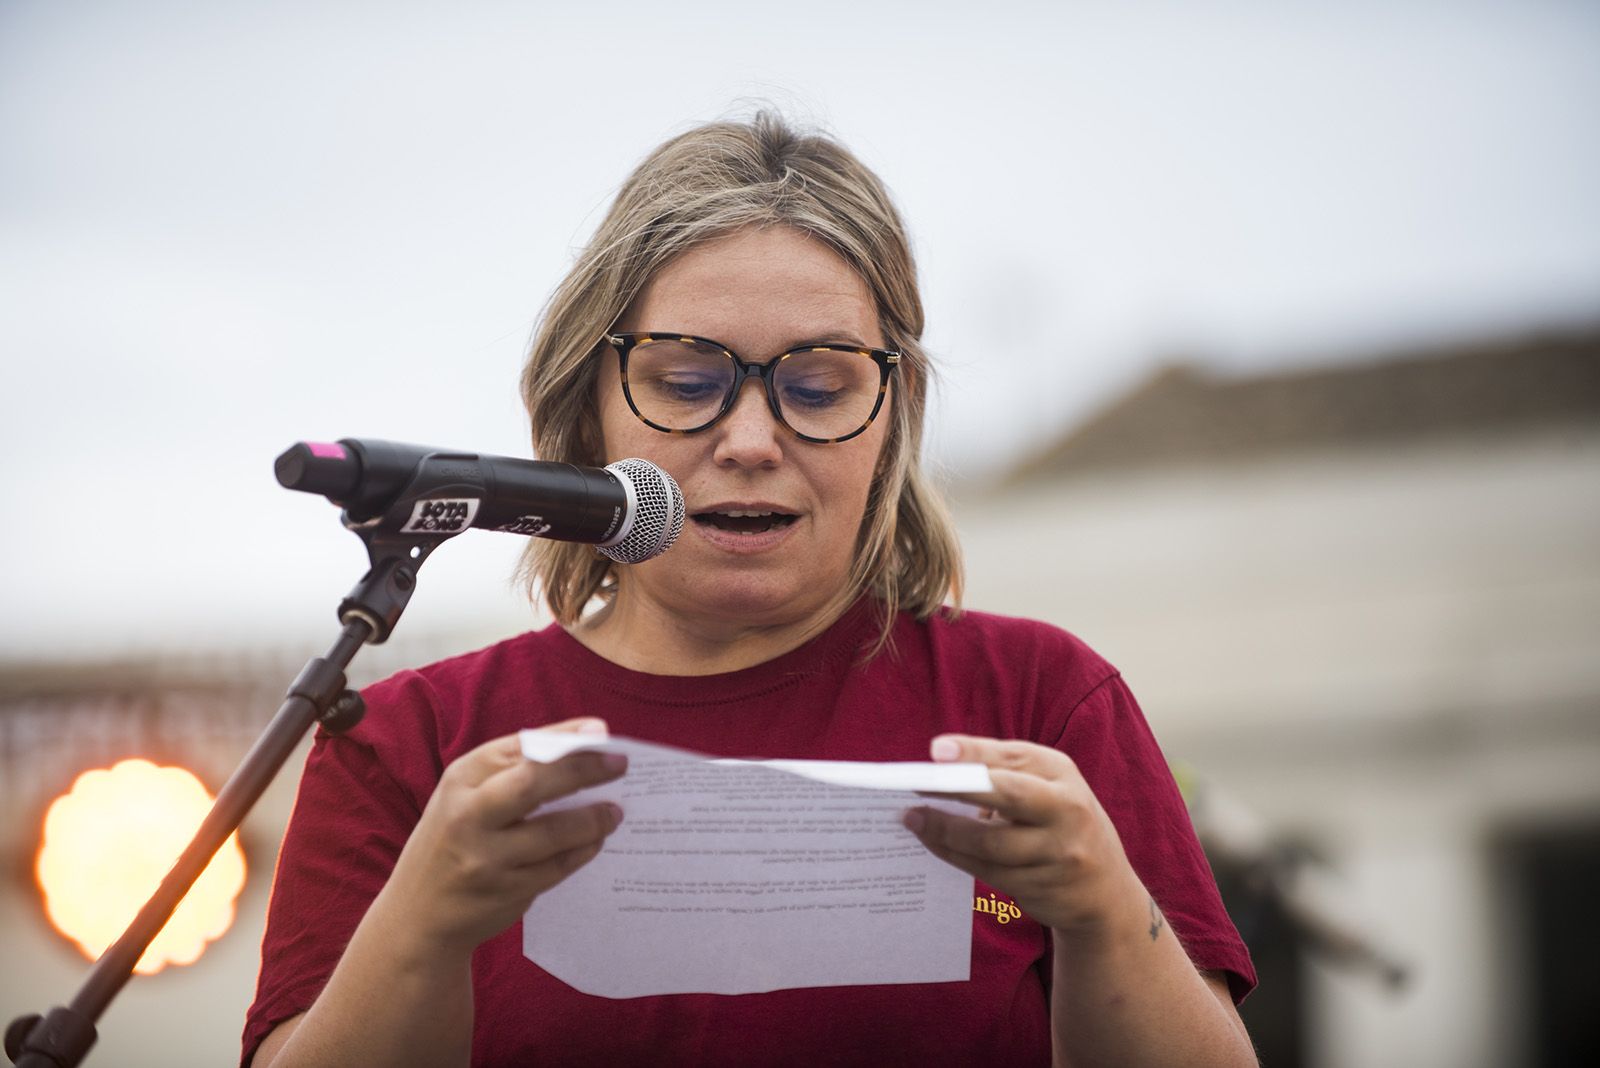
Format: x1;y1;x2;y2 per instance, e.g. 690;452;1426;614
245;114;1256;1067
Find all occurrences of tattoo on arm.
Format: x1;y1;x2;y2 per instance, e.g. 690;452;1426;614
1148;897;1165;942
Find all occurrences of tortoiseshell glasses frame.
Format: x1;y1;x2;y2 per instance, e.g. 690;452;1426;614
605;332;900;444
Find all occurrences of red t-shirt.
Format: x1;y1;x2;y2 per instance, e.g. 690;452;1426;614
243;603;1254;1066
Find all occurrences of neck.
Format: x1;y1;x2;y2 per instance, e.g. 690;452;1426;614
570;588;856;675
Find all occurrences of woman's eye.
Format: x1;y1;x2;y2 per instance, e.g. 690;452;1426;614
780;382;847;410
651;375;723;402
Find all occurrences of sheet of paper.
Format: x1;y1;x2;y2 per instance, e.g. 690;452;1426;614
518;732;991;998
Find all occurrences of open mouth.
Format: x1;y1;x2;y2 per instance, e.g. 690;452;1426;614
691;510;799;534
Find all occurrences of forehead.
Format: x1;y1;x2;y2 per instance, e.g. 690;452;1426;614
625;227;882;350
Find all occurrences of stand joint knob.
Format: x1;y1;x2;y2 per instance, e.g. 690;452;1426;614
6;1006;96;1067
319;689;366;734
4;1014;39;1062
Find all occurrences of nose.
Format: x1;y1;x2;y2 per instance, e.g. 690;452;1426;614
711;376;784;468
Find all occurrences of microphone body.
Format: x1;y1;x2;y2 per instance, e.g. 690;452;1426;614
275;439;684;564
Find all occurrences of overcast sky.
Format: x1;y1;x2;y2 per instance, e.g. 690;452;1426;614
2;0;1597;657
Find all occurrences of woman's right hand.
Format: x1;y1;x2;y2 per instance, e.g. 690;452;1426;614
375;718;626;960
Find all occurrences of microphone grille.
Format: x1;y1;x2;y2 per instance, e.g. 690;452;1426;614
599;458;685;564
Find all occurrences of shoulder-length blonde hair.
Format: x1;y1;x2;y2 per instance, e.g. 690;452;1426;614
518;112;962;645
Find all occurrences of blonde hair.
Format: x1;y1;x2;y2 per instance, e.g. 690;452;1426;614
517;112;962;646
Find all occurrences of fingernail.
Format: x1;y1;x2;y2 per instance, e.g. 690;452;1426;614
903;808;926;833
578;719;609;736
930;737;961;762
604;803;624;829
601;751;628;774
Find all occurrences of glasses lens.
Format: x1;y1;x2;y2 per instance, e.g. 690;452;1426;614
626;339;736;431
773;349;882;440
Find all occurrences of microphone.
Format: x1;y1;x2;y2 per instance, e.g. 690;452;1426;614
275;439;685;564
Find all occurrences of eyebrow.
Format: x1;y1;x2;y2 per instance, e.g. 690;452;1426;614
637;330;881;353
789;334;874;350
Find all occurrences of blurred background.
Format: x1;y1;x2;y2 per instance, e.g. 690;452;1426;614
2;1;1597;1065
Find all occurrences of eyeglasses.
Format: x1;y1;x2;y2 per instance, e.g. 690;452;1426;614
606;332;900;444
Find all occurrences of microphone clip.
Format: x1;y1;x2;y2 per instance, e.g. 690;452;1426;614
334;454;483;643
336;528;447;645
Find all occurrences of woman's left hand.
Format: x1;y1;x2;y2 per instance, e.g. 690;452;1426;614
903;734;1144;936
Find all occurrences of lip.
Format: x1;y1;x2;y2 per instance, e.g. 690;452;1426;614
687;501;803;555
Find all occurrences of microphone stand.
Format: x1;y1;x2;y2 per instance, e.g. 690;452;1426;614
5;520;452;1068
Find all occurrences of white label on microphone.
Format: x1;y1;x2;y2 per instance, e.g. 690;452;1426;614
497;515;553;537
400;497;479;534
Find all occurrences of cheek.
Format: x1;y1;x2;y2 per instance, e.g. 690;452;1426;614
828;438;890;521
596;383;698;484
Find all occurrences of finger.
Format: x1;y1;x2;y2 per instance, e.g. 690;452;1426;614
904;806;1055;868
931;734;1079;783
926;768;1081;828
912;825;1041;901
449;734;532;789
485;838;610;909
475;749;628;827
449;721;610;789
502;802;623;868
518;838;608;896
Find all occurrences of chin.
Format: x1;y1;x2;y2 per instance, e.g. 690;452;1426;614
670;573;837;629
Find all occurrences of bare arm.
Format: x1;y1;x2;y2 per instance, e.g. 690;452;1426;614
251;723;624;1068
1046;888;1254;1067
906;736;1256;1068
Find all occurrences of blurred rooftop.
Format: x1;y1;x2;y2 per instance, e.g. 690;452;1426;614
1001;327;1600;484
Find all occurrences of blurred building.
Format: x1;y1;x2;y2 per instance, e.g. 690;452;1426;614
956;328;1600;1067
2;329;1597;1067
